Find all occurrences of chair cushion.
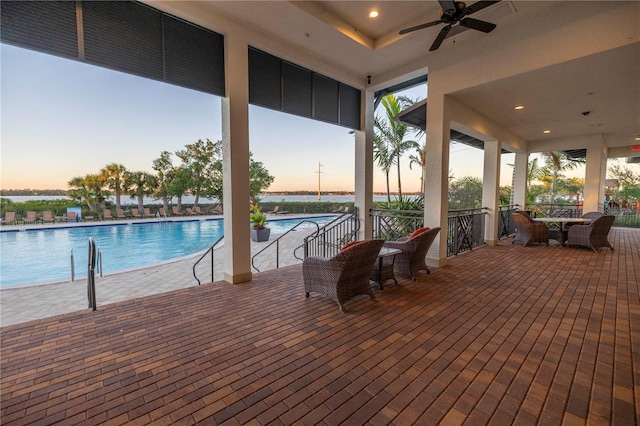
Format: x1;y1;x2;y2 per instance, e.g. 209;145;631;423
410;227;430;239
342;240;364;251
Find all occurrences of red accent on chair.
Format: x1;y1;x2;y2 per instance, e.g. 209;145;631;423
409;227;430;239
341;240;364;251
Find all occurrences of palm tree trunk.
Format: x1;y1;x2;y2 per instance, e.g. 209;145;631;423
385;172;391;203
396;155;403;202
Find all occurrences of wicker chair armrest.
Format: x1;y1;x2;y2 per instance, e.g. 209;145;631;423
383;240;407;250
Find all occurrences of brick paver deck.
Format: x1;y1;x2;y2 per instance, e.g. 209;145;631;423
1;227;638;425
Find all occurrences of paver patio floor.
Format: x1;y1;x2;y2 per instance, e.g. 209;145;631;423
1;227;638;425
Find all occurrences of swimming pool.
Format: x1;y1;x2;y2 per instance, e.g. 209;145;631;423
0;216;335;288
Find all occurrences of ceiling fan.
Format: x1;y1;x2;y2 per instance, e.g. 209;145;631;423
399;1;500;51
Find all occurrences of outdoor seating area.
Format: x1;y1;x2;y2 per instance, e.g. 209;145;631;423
1;227;637;425
512;210;616;251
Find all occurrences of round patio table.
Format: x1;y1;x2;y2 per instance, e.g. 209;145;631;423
534;217;591;246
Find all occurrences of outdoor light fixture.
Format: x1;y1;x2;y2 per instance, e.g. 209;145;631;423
369;10;379;18
543;130;551;134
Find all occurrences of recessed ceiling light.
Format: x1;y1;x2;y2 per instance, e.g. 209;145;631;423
543;130;551;134
369;10;379;18
514;105;524;110
635;136;640;141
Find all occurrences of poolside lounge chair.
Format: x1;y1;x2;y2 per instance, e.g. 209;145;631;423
567;215;615;252
158;208;168;218
266;206;281;214
208;205;223;215
115;208;127;219
332;206;344;213
303;239;384;312
23;211;39;224
1;211;17;225
143;208;152;217
383;227;441;280
66;211;78;222
194;206;204;215
172;206;184;216
42;211;55;224
131;208;143;218
511;211;549;247
103;209;115;220
186;208;197;216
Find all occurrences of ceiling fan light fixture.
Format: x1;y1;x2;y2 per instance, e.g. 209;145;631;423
369;10;379;19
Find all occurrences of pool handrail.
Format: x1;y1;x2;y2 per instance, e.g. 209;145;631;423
193;234;224;285
251;220;320;272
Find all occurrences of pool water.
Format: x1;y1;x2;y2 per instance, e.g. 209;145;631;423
0;216;335;287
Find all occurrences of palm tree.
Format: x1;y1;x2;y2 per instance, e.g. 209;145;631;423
127;172;158;213
374;94;419;202
539;152;583;202
67;174;109;210
100;163;129;210
408;144;427;193
152;151;174;214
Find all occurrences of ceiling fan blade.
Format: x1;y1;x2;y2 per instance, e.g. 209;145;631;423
430;25;452;51
460;17;496;33
465;0;500;15
438;1;456;12
399;20;443;35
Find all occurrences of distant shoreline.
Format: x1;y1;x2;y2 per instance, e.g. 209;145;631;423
2;189;422;197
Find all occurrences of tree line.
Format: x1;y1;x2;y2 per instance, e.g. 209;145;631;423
67;139;274;214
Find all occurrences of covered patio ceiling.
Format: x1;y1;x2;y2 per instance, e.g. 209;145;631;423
154;1;639;160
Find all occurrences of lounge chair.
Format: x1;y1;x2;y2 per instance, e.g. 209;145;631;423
382;227;441;280
23;211;39;224
1;211;17;225
103;209;115;220
332;206;344;213
158;208;168;217
303;239;384;312
143;208;152;217
511;211;549;247
209;205;223;215
194;206;204;215
130;208;143;218
267;206;281;214
172;206;184;216
66;211;77;222
567;215;615;251
115;208;127;219
186;208;198;216
42;211;55;224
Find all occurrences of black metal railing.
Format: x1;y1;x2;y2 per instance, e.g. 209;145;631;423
251;220;320;272
498;205;519;239
193;235;224;285
371;207;488;257
303;209;360;259
447;207;487;256
525;203;582;218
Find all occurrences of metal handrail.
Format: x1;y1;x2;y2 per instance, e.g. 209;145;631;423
193;235;224;285
251;220;320;272
87;238;97;311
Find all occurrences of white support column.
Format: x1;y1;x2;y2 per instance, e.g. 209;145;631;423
583;140;608;213
424;91;450;267
355;89;374;240
221;33;252;284
482;140;500;246
512;152;528;210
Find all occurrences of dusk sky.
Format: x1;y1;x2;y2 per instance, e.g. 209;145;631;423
1;43;521;193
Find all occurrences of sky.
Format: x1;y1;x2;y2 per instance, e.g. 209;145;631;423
1;43;517;193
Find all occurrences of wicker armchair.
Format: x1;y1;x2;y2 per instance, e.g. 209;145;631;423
567;215;614;251
563;211;603;230
303;239;384;312
511;211;549;247
382;227;441;280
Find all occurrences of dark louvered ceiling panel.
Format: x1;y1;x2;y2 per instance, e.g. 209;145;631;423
0;1;78;58
163;15;225;96
83;1;164;80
